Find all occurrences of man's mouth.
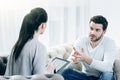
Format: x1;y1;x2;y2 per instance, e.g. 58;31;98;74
89;35;96;40
90;35;96;38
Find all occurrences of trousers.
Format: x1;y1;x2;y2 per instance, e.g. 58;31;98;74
57;68;115;80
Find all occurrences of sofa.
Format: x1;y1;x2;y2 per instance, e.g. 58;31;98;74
0;74;64;80
0;43;120;80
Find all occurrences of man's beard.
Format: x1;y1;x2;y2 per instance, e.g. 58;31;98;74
89;34;103;42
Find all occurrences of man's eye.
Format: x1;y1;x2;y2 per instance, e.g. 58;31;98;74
96;29;99;32
90;28;93;30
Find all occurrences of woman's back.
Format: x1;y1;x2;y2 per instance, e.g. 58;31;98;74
5;7;48;76
5;38;47;76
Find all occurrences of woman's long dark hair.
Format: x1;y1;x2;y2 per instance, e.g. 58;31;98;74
13;8;47;61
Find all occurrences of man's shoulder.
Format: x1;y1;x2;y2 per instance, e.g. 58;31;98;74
103;36;115;42
103;36;116;46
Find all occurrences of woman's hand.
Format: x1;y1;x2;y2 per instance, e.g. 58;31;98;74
46;61;57;74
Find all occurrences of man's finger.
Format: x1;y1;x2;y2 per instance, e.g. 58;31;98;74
81;48;84;53
73;47;77;51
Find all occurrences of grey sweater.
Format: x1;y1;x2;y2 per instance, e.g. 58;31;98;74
5;38;47;76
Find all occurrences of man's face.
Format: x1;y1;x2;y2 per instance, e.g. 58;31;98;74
89;21;106;42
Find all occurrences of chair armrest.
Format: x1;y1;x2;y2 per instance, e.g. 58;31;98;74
114;58;120;80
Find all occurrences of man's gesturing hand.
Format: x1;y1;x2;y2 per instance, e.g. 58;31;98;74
72;47;92;64
72;47;81;63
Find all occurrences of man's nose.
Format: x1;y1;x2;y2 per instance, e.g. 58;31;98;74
91;30;95;34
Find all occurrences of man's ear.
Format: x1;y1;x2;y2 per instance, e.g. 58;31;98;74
103;30;106;34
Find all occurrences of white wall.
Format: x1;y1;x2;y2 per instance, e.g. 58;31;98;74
89;0;120;47
0;0;49;56
0;0;120;56
47;0;90;46
0;0;89;56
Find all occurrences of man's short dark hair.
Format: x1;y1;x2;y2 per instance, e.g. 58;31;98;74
90;15;108;31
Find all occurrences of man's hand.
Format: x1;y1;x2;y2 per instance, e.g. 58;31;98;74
77;48;86;61
72;47;92;65
72;47;81;64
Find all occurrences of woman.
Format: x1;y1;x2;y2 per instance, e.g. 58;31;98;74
5;7;48;76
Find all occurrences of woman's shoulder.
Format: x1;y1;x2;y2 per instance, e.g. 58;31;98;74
28;38;46;48
23;38;46;55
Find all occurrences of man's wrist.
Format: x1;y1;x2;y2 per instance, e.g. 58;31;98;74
84;56;92;65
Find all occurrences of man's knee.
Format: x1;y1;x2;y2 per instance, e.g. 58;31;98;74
57;68;73;79
99;72;115;80
59;68;72;75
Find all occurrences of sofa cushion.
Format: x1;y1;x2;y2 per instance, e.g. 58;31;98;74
47;43;73;60
31;74;64;80
0;56;7;75
114;59;120;74
116;74;120;80
114;59;120;80
0;74;64;80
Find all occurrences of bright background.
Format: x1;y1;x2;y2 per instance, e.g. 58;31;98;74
0;0;120;56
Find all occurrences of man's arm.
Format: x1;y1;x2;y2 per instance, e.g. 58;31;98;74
89;41;116;72
71;41;116;72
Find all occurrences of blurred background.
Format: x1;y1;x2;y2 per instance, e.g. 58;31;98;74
0;0;120;56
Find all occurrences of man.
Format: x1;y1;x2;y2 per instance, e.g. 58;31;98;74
60;15;116;80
